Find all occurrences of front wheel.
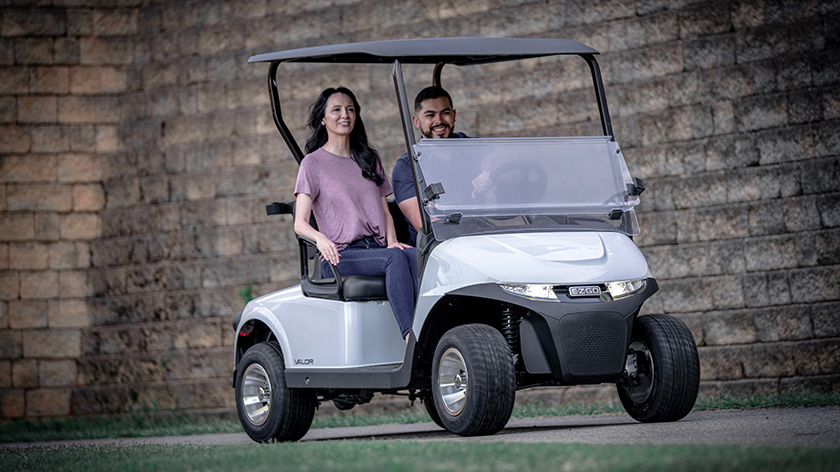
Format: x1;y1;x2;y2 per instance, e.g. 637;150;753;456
432;324;516;436
420;393;444;428
617;314;700;422
235;342;316;442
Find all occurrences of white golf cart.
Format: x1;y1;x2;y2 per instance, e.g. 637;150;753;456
232;37;700;442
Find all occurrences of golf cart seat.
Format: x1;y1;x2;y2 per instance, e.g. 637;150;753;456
266;200;408;302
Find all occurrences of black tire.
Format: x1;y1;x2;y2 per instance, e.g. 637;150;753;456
431;324;516;436
421;394;444;428
235;342;316;442
617;314;700;423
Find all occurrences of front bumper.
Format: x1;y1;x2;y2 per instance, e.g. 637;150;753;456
448;277;659;384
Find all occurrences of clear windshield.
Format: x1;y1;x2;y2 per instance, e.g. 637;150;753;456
414;136;640;240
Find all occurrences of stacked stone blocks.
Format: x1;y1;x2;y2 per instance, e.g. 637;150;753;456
0;3;130;417
0;0;838;419
627;1;840;395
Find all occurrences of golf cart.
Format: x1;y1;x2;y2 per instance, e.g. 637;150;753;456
233;37;700;442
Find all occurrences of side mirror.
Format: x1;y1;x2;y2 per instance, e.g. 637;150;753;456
627;177;645;197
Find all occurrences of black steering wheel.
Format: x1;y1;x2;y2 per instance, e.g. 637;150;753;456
488;160;548;204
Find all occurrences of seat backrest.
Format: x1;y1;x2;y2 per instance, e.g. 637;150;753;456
387;197;410;245
266;200;323;279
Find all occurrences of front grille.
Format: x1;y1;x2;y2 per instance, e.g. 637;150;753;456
559;311;626;376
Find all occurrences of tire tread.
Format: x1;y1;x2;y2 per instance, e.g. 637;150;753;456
618;314;700;423
236;342;316;442
433;324;516;436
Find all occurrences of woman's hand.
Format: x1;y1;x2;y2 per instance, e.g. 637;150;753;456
387;241;412;250
316;235;340;265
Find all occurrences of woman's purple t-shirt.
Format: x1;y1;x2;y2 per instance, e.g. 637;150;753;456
294;148;393;251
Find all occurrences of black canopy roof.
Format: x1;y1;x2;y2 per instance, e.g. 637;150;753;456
248;37;598;65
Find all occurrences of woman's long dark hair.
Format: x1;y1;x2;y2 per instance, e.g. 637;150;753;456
305;87;382;185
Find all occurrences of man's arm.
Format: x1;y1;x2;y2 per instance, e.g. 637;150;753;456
397;197;423;232
391;154;423;233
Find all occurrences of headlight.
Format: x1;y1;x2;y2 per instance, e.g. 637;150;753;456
605;279;646;300
500;279;646;302
499;284;557;301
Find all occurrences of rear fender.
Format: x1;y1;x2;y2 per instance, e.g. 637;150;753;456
233;305;291;368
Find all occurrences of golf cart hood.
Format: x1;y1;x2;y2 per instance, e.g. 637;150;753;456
420;231;651;295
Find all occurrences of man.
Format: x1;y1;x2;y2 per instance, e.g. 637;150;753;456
391;86;468;246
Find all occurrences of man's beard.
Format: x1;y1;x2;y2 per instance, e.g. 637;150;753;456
421;124;451;138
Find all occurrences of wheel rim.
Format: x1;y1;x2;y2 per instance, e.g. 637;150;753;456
623;340;654;403
437;347;468;416
241;363;272;426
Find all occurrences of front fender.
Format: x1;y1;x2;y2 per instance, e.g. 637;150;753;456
413;231;652;335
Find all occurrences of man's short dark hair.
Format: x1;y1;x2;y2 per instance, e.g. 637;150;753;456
414;86;453;112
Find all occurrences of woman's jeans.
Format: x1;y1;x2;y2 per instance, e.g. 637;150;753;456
322;237;418;338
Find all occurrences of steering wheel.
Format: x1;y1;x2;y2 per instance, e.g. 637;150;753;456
488;160;548;204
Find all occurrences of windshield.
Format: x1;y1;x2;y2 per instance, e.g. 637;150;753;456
414;136;640;240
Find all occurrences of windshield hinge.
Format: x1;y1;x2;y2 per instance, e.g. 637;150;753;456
446;213;462;224
609;209;623;220
424;182;445;201
627;177;645;196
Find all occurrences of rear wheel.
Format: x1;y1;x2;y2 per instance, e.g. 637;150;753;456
431;324;516;436
617;315;700;422
235;342;316;442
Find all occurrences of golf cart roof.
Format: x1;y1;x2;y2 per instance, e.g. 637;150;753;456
248;37;598;65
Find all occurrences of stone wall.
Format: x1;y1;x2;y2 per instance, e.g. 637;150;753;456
1;1;120;417
0;0;837;419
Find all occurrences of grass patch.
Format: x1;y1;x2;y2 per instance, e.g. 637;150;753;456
2;442;839;472
510;390;840;421
2;390;838;443
0;411;244;443
693;390;840;411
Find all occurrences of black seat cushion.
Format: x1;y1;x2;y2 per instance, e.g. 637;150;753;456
342;276;387;301
300;275;387;301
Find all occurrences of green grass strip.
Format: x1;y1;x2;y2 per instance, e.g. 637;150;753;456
2;390;838;443
0;411;243;443
2;442;839;472
510;390;840;421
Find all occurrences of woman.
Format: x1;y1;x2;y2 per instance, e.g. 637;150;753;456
294;87;418;341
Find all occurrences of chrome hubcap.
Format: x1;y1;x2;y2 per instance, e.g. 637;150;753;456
624;340;654;403
241;363;272;426
438;348;468;415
